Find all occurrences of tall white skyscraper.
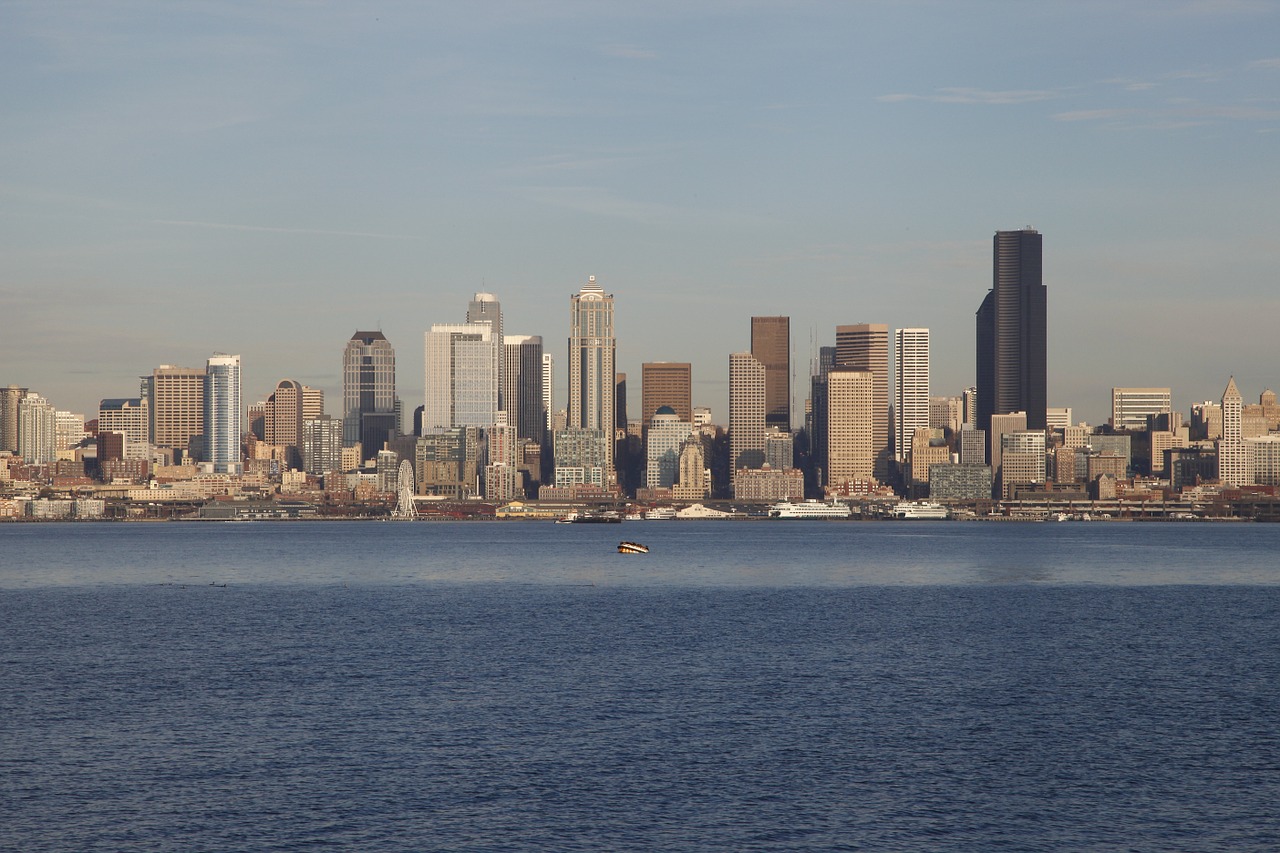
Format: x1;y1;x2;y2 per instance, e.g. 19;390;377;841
423;323;499;432
542;352;555;435
566;276;615;473
729;352;766;485
894;328;930;463
1219;376;1247;486
17;391;57;464
204;353;242;474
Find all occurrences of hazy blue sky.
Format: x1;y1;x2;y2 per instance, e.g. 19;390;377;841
3;0;1278;425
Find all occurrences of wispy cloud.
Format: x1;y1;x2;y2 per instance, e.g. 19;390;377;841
1053;103;1280;123
877;88;1059;105
151;220;419;240
1251;58;1280;69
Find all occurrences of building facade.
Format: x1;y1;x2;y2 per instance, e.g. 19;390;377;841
894;327;930;463
503;334;545;445
1218;376;1247;486
566;276;616;476
728;352;766;482
835;323;890;481
976;228;1047;432
641;362;692;425
826;368;874;485
204;354;242;474
342;331;397;450
149;365;205;457
424;323;499;432
751;316;790;432
1111;388;1172;431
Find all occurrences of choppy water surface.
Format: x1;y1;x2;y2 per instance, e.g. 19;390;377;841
3;521;1279;851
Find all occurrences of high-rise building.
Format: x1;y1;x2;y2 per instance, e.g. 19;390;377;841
728;352;766;482
641;362;692;425
751;316;790;431
835;323;890;481
976;228;1047;432
808;346;837;481
541;353;555;434
962;386;978;428
264;379;323;470
149;365;205;457
566;276;616;475
646;407;694;489
343;331;397;449
98;398;149;447
302;414;344;475
17;392;57;464
1000;430;1047;498
204;354;242;474
1111;388;1172;431
988;411;1028;488
503;335;545;445
467;293;504;411
894;328;930;463
1219;376;1247;486
0;385;28;454
423;323;499;432
826;369;875;485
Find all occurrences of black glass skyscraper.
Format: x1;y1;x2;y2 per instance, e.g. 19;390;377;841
976;228;1046;434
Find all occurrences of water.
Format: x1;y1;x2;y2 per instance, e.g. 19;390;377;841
3;521;1280;851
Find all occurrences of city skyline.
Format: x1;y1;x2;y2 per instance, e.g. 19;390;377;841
3;3;1279;423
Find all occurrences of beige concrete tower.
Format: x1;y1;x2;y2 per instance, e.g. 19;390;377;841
567;276;616;475
835;323;890;481
827;368;875;484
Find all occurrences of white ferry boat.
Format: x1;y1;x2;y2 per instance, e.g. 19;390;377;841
768;500;852;519
892;501;950;520
643;507;677;520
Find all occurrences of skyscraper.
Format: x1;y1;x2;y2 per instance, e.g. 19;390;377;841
827;369;875;485
1219;376;1247;486
467;293;504;411
976;228;1047;433
728;352;766;483
1110;388;1172;432
894;328;930;463
751;316;790;431
264;379;323;470
0;385;27;454
835;323;890;481
567;276;616;475
149;365;205;459
204;354;242;474
17;392;56;464
343;331;397;450
423;323;499;432
503;335;545;444
641;362;692;425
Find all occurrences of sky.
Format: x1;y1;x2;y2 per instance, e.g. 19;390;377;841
3;0;1278;426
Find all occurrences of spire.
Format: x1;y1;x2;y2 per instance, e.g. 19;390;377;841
1223;376;1242;404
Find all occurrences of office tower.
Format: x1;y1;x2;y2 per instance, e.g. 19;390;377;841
930;396;962;434
98;398;148;446
826;369;875;484
729;352;766;482
646;407;694;489
467;293;504;410
1045;407;1073;431
302;415;344;475
835;323;890;481
54;411;85;453
204;354;242;474
976;228;1047;432
672;436;709;501
566;275;616;474
751;316;790;431
541;353;554;434
808;345;837;481
553;428;609;488
988;411;1027;486
264;379;323;470
504;335;545;444
1111;388;1171;431
1000;430;1047;499
894;328;930;463
343;331;397;450
1191;402;1223;441
149;365;205;458
1219;376;1247;486
765;430;794;471
0;385;28;453
424;323;499;432
641;362;693;425
959;425;986;466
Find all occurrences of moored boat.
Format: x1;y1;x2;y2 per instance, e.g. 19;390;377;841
768;499;852;519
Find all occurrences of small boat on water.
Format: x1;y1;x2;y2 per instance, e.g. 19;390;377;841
556;511;623;524
617;541;650;554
